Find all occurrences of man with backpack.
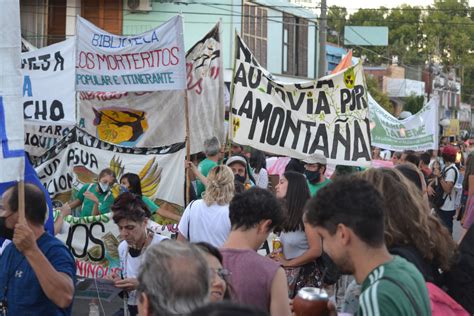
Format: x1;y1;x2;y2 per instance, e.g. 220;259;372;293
432;145;459;234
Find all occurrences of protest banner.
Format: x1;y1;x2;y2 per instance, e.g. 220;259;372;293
22;38;76;124
369;94;439;151
0;0;24;183
24;123;74;158
230;35;371;167
76;16;186;92
53;211;174;278
78;23;225;153
34;127;185;207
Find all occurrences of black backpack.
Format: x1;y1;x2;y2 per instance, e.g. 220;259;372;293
431;166;458;209
444;226;474;313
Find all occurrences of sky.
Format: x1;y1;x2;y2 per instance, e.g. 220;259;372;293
327;0;474;9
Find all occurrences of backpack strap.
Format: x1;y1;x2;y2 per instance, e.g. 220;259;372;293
378;276;423;316
442;166;458;200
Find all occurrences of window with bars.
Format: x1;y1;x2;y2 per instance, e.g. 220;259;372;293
282;13;308;77
242;2;267;68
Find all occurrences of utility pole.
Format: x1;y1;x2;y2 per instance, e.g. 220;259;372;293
318;0;327;78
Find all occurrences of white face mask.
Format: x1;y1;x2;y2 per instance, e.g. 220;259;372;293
99;182;110;192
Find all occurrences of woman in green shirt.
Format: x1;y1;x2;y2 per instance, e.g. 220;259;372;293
120;173;181;223
60;168;116;217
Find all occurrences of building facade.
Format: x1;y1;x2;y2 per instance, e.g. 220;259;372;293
20;0;319;82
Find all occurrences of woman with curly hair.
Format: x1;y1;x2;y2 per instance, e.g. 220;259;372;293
359;167;458;284
178;165;235;247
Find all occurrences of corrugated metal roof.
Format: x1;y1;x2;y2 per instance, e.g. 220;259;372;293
252;0;317;20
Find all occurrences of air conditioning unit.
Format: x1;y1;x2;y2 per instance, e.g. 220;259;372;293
127;0;152;12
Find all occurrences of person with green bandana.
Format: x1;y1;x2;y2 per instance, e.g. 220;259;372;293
303;154;331;196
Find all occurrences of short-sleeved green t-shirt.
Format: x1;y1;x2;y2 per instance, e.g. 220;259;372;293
77;183;114;217
142;196;159;214
358;255;431;316
307;178;331;196
196;158;218;198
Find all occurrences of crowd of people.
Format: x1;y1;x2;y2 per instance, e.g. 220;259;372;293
0;135;473;315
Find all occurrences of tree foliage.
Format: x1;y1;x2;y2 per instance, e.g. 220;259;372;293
366;75;393;114
326;0;474;103
403;95;425;115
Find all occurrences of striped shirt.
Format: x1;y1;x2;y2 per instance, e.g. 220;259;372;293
358;255;431;316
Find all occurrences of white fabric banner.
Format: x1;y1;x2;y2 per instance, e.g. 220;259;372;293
78;23;225;153
231;35;371;167
21;38;76;124
25;124;74;158
34;128;185;207
0;0;24;182
75;15;186;92
369;94;439;151
54;212;175;278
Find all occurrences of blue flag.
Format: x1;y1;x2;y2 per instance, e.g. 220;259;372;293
0;153;55;235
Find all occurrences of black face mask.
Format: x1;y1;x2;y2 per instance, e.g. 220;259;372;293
234;174;246;184
305;170;321;184
0;216;14;240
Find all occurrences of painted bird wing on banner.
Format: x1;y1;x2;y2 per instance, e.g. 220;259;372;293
139;157;162;197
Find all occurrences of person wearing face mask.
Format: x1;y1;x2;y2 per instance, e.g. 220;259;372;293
303;154;331;196
0;183;76;315
120;173;181;223
110;192;169;316
226;155;255;190
59;168;116;218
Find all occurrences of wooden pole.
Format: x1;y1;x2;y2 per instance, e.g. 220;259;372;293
184;90;191;205
227;31;239;160
18;180;26;224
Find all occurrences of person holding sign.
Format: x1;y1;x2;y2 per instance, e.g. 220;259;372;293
110;192;169;316
0;183;76;315
60;168;116;217
303;154;331;196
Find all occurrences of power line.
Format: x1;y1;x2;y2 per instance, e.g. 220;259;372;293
21;2;474;13
18;7;474;27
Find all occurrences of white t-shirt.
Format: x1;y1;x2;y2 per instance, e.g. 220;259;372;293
440;164;459;211
118;233;169;305
178;200;231;247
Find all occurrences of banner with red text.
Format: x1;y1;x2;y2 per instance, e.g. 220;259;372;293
79;23;225;153
76;15;186;92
